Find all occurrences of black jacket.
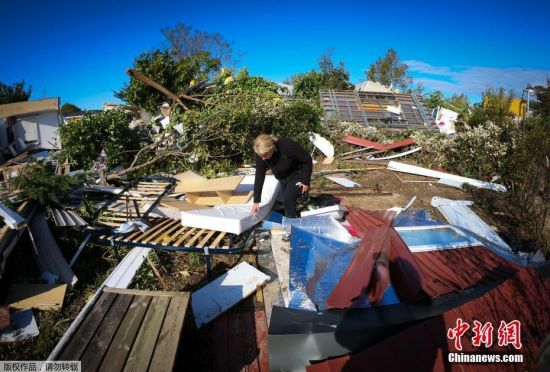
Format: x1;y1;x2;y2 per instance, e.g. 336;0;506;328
253;138;312;203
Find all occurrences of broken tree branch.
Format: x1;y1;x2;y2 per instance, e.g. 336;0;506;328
127;69;190;110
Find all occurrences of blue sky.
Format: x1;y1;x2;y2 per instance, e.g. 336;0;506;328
1;0;549;109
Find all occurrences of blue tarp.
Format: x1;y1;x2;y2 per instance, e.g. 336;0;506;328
288;226;360;311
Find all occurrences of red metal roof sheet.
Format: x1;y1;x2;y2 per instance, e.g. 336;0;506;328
343;135;414;151
414;246;518;297
327;208;425;308
330;208;519;308
308;268;550;372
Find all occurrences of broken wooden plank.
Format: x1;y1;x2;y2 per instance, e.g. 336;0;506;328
184;191;253;206
191;262;270;328
59;291;117;360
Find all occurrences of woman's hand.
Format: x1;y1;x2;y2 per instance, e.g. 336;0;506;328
249;203;260;214
299;183;310;194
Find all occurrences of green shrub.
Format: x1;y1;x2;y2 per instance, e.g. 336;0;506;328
11;163;85;206
57;109;141;170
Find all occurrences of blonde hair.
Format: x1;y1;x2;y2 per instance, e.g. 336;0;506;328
253;134;279;155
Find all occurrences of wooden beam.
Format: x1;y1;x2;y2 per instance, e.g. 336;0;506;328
126;69;188;110
0;98;59;118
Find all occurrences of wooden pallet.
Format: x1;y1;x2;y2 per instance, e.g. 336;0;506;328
54;288;192;372
99;217;230;249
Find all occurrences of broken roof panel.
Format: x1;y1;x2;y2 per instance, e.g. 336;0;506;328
330;207;519;308
343;135;415;151
308;268;550;371
320;89;433;129
327;208;424;308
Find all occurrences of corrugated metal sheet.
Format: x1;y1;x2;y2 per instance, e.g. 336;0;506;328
320;89;434;129
414;246;518;296
308;268;550;372
52;209;88;227
332;207;519;308
343;135;415;151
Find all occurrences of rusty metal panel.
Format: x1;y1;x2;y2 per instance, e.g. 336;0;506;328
341;207;519;306
308;268;550;372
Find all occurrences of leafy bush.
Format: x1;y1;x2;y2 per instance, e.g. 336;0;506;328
469;88;514;127
11;163;84;206
167;69;324;173
413;114;550;255
57;109;141;169
413;121;513;179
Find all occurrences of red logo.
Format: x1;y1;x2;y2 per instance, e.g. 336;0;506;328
447;318;470;350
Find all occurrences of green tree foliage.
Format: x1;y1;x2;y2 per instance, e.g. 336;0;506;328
446;94;470;119
292;50;352;100
424;91;470;120
115;49;220;113
168;69;324;174
57;110;141;169
366;49;412;91
531;79;550;119
61;103;82;115
469;87;513;127
0;80;31;104
424;91;445;109
11;163;83;206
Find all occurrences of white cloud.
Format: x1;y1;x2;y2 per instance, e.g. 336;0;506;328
404;60;455;76
405;60;550;98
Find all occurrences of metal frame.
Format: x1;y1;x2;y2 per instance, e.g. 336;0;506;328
97;226;256;273
320;89;436;130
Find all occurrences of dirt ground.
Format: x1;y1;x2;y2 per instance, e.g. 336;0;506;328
311;160;493;226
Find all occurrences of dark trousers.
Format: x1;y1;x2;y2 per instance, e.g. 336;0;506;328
279;171;303;218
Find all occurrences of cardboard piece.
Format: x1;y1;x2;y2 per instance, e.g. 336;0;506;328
176;175;253;205
6;283;67;311
159;198;210;211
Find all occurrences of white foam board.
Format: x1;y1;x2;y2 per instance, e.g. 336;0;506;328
300;204;347;220
191;262;270;328
387;161;506;192
326;176;361;188
180;175;280;234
